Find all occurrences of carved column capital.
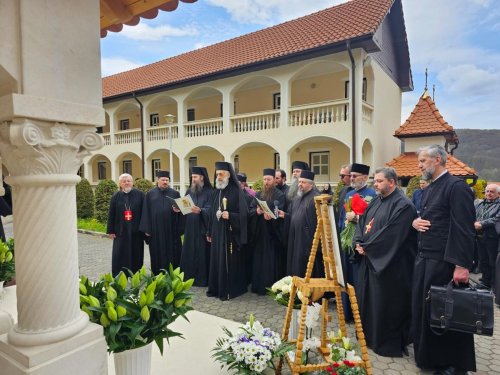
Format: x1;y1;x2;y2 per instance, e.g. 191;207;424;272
0;119;103;175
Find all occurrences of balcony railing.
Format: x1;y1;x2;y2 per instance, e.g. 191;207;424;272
147;124;179;142
231;110;280;133
185;118;223;138
362;102;374;124
102;134;111;146
115;129;141;145
288;99;349;127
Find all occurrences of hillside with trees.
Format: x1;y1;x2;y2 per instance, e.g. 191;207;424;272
454;129;500;182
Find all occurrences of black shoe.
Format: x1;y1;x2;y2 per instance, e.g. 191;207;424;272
433;366;467;375
402;346;409;356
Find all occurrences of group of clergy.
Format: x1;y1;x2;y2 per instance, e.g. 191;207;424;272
106;144;477;374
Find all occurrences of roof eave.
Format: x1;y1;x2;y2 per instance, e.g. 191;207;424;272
103;34;377;103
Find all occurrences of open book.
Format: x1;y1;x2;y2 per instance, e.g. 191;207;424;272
254;197;277;219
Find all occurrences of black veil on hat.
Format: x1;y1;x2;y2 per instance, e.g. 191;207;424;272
351;163;370;175
292;161;310;171
191;166;212;188
157;170;170;178
236;173;247;183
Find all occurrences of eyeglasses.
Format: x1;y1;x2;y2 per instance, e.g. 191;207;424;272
339;174;349;178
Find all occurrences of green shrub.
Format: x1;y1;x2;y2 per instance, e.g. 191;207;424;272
251;179;263;192
134;178;154;193
333;181;345;208
470;179;486;200
406;176;421;199
95;179;118;223
76;178;94;218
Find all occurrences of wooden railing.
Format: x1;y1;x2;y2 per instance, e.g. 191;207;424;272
288;99;349;127
147;124;179;142
185;118;223;138
231;110;280;133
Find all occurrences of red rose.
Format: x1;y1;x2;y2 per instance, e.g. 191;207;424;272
350;193;368;215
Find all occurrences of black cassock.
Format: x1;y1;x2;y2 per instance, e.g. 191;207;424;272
286;189;324;278
139;187;182;274
207;184;248;300
179;186;213;286
411;172;476;371
0;181;12;242
107;189;145;276
353;189;416;357
249;188;285;294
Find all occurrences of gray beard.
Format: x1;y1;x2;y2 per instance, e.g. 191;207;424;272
190;182;203;194
122;187;132;193
287;178;299;199
297;189;303;197
422;168;434;181
216;178;229;190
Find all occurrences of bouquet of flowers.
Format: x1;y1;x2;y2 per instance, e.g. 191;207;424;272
324;330;366;375
339;194;370;254
0;238;15;284
212;314;294;374
266;276;302;309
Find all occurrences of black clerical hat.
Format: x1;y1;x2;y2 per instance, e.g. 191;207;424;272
157;170;170;178
215;161;231;171
300;170;315;180
263;168;275;177
236;173;247;182
191;166;205;175
351;163;370;175
292;161;309;171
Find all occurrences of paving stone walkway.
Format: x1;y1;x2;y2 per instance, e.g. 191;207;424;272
3;221;499;374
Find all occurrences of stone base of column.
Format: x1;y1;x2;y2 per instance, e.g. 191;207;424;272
0;323;107;375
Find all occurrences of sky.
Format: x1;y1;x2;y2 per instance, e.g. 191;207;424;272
100;0;500;130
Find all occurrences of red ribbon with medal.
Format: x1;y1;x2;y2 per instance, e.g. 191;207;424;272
124;202;132;221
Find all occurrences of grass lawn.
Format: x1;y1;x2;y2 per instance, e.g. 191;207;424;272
77;218;106;233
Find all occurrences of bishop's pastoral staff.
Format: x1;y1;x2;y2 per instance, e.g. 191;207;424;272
206;161;248;300
353;167;416;357
139;170;182;274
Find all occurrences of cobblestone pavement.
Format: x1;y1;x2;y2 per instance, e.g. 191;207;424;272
3;222;500;374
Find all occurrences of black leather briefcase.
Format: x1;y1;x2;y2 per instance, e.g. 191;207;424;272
428;280;494;336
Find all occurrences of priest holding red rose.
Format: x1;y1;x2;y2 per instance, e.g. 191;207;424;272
353;167;416;357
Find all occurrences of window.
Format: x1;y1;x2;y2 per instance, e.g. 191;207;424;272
310;151;329;180
220;103;223;117
122;160;132;175
77;165;84;177
152;159;161;178
234;155;239;173
189;156;197;170
273;93;281;110
187;108;195;122
119;118;130;131
362;78;368;102
96;127;103;134
150;113;160;127
274;153;280;170
97;161;107;180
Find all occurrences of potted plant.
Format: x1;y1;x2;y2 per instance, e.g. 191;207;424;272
212;314;294;374
0;238;15;290
79;265;194;375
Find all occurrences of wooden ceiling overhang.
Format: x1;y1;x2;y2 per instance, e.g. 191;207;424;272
100;0;197;38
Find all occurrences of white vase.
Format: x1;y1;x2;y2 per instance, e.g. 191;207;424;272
113;343;153;375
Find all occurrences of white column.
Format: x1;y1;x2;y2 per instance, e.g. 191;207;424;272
178;155;186;195
221;88;232;134
279;78;290;128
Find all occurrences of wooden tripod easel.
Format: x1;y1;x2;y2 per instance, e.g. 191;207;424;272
277;195;372;374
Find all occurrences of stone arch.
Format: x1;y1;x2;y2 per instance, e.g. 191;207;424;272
362;138;374;170
87;154;112;184
230;75;281;115
183;86;223;122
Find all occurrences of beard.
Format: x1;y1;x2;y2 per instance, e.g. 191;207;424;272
122;187;132;193
287;177;299;199
216;176;229;190
190;181;204;194
421;167;434;181
261;185;275;201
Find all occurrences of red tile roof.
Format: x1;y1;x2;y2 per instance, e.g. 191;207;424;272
395;91;455;137
386;152;477;178
103;0;394;98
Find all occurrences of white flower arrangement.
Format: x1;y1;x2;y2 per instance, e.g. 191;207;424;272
213;315;294;374
267;276;303;309
328;330;362;363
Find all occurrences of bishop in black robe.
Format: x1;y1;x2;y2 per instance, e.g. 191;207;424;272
180;167;213;286
207;162;248;300
411;158;476;372
139;171;182;274
285;170;323;278
107;186;145;276
353;182;416;357
249;169;286;294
